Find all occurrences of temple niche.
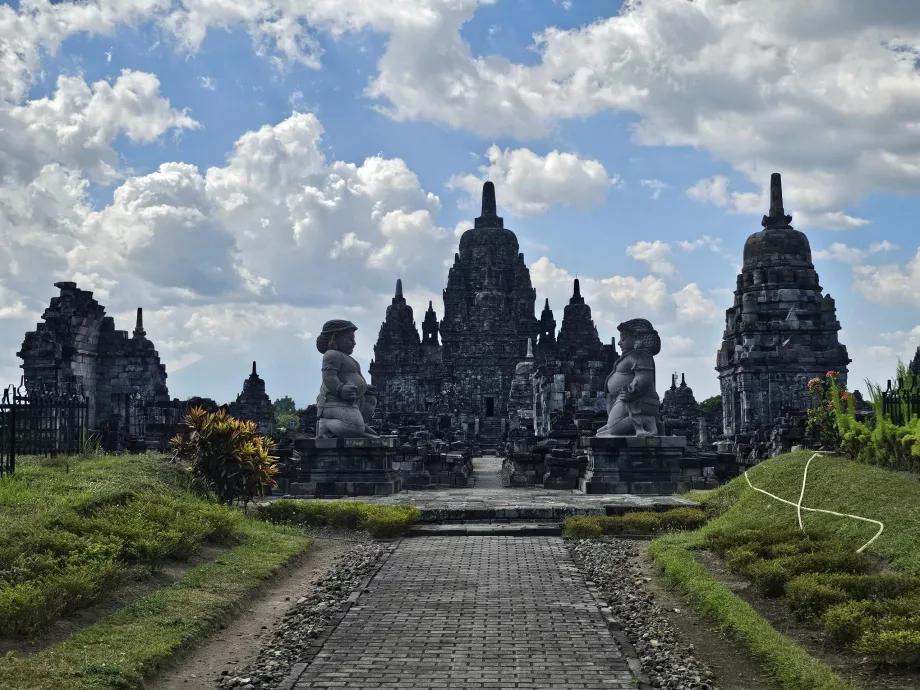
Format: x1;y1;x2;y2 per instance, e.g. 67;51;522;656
716;173;851;437
369;182;615;444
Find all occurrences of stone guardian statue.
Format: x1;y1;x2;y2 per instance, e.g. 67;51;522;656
596;318;662;437
315;320;379;438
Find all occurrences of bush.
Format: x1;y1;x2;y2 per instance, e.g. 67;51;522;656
561;507;708;538
786;576;850;619
854;627;920;664
824;597;920;644
256;500;420;537
560;516;605;539
737;550;873;597
170;407;278;506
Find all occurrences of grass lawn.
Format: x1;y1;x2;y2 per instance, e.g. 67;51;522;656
648;450;920;690
0;453;313;689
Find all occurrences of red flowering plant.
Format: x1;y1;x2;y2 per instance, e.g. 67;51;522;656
806;370;847;450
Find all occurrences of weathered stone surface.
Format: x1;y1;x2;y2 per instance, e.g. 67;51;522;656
315;320;379;439
597;318;663;437
18;284;171;437
370;183;614;446
290;441;403;497
662;372;702;444
227;361;274;435
716;173;850;437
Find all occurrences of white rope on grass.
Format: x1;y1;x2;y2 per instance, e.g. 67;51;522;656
744;452;884;554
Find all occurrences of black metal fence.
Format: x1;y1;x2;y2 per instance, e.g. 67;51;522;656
0;382;90;475
880;377;920;426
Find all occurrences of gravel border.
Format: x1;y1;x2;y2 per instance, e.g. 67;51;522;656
215;535;386;690
569;538;720;690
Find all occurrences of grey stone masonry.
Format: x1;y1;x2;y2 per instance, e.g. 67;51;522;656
661;373;701;444
292;536;636;690
227;361;274;435
716;173;850;436
18;284;169;429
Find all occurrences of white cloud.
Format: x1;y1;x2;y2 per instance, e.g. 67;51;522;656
639;178;667;200
813;241;898;264
673;283;720;324
626;240;674;276
3;70;198;185
665;335;695;353
447;145;615;216
677;235;724;253
199;76;216;90
359;0;920;230
852;249;920;307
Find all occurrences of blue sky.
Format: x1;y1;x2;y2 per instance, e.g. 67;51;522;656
1;0;919;410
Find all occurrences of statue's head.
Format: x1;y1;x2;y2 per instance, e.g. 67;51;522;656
316;320;358;355
617;318;661;356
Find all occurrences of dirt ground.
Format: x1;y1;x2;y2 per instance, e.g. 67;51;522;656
632;541;773;690
694;549;920;690
146;538;353;690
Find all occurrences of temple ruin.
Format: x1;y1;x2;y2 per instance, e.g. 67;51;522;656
369;182;614;444
716;173;850;441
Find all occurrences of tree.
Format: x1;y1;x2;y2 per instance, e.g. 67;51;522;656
699;395;722;416
273;396;298;430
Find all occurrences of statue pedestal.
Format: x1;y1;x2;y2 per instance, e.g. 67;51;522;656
289;436;403;497
578;435;691;494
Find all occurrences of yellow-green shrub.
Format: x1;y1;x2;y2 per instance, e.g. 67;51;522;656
256;500;420;537
170;406;278;506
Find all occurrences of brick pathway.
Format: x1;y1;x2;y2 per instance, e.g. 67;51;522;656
293;537;636;689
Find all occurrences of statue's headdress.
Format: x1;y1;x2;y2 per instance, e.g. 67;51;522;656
316;319;358;354
617;318;661;356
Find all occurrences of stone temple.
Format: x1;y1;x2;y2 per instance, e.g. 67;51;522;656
716;173;851;436
370;182;614;443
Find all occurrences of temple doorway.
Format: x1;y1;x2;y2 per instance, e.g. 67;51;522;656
485;397;495;417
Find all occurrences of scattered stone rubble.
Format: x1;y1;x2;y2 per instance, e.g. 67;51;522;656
216;539;384;690
570;539;719;690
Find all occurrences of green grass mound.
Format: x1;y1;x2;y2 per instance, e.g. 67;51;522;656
677;450;920;667
0;520;311;690
562;507;707;538
256;499;420;537
0;454;244;636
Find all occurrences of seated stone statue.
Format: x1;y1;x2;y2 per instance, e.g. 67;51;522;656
596;318;662;437
315;320;379;439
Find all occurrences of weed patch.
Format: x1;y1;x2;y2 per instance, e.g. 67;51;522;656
561;507;707;538
256;499;420;537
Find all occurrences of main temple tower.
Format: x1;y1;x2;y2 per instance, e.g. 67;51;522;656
439;182;541;435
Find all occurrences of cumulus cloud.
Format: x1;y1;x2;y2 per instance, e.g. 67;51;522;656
677;235;724;253
447;145;615;216
852;249;920;307
626;240;674;276
2;70;197;185
672;283;720;324
360;0;920;229
813;240;898;264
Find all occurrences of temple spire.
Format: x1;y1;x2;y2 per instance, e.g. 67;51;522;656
252;360;257;377
573;278;581;298
761;172;793;228
544;298;550;310
680;372;687;387
133;307;146;339
396;278;403;298
526;337;533;359
474;181;504;228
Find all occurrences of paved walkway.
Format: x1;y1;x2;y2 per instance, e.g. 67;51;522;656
293;536;636;689
471;455;504;489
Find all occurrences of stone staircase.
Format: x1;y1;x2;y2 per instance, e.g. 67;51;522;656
478;417;504;450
